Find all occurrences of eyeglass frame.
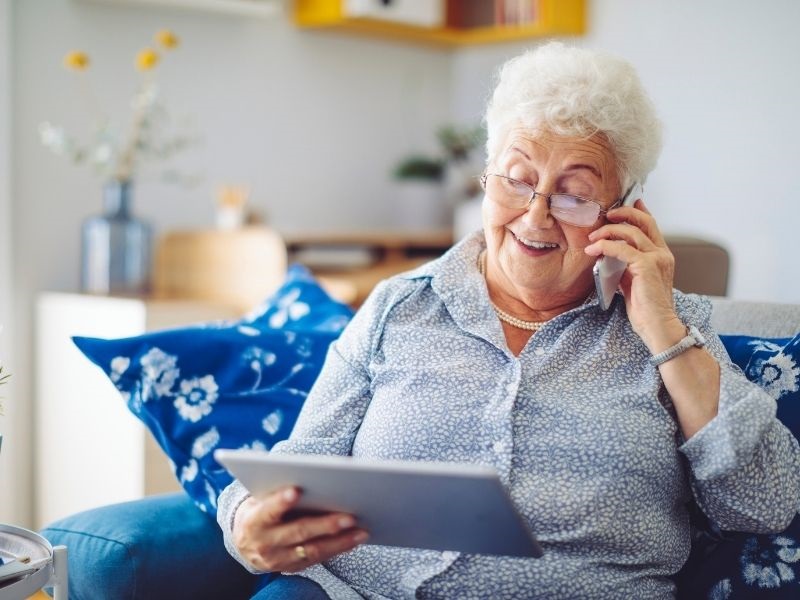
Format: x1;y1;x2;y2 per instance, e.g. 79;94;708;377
479;173;625;228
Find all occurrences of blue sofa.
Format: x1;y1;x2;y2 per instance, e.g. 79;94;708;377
41;297;800;599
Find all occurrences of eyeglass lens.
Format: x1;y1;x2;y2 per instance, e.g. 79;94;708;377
484;174;601;226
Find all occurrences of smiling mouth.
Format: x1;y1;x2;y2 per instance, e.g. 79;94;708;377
511;231;560;251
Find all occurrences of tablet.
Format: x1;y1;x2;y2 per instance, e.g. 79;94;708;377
214;449;543;558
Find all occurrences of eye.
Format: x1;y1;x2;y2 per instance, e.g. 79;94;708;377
503;177;533;196
550;194;584;209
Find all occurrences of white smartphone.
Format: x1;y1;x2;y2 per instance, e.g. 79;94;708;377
592;183;643;310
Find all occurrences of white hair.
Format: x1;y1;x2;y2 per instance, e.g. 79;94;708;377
485;42;662;189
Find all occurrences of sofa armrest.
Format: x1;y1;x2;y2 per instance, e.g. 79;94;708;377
41;493;258;600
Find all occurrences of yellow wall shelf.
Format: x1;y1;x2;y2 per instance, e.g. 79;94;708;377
294;0;586;48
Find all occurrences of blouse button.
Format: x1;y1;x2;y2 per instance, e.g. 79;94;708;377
534;347;546;356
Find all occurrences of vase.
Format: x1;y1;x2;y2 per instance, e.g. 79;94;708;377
81;180;152;296
392;180;448;230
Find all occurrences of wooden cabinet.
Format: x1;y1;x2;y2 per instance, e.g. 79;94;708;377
34;293;241;528
294;0;586;48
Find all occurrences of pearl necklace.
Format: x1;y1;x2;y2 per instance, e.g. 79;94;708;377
478;251;547;331
477;250;594;331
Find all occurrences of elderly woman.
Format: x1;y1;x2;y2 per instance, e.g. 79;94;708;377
218;43;800;599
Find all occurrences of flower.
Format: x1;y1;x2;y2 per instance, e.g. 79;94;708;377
173;375;218;422
135;48;159;71
39;30;198;185
64;51;89;70
156;30;180;49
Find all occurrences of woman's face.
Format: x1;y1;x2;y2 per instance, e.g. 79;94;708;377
482;127;622;305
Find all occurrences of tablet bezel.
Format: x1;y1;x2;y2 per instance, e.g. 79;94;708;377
214;449;543;558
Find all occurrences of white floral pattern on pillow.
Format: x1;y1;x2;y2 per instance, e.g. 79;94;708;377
73;264;354;516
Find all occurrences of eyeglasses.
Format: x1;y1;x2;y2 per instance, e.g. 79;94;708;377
479;173;621;227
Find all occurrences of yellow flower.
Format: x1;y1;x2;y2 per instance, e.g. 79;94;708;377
135;48;160;71
63;51;90;71
156;30;179;49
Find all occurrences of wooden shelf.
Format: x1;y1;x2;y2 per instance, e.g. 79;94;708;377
294;0;585;48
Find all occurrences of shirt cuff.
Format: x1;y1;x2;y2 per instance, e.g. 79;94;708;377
216;479;266;574
679;366;777;480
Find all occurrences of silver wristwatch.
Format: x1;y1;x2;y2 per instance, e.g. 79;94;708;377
649;324;706;367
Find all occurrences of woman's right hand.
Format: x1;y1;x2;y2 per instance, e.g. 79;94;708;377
232;487;369;573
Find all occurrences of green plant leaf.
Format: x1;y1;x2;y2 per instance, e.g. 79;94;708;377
393;156;444;181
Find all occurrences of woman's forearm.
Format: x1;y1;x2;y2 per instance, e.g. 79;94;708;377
658;346;721;439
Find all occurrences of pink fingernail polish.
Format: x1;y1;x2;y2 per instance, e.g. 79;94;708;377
338;516;355;529
353;531;369;543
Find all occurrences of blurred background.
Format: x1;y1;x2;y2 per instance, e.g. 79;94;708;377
1;0;799;527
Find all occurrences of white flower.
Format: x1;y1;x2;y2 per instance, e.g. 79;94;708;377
140;347;179;400
109;356;130;383
243;346;278;390
709;578;732;600
238;440;268;452
173;374;218;422
180;458;198;483
748;339;785;353
38;122;67;154
205;480;218;509
758;352;800;399
237;325;260;337
268;288;310;328
91;143;114;167
262;409;283;435
191;427;220;459
740;534;800;589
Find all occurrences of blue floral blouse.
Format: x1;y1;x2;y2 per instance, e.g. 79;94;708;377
218;232;800;599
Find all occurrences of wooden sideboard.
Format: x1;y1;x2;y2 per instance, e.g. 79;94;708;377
283;229;454;306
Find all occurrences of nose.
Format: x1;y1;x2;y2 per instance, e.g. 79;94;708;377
524;191;555;227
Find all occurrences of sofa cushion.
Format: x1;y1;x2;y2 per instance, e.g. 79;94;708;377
721;333;800;436
676;332;800;598
40;493;259;600
73;265;353;516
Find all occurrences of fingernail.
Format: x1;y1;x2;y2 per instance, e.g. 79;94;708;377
282;488;297;502
353;531;369;543
338;516;355;529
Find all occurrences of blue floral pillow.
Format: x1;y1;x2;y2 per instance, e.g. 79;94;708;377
676;332;800;599
73;265;353;516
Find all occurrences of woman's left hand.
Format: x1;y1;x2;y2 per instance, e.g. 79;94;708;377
585;198;721;438
583;199;684;352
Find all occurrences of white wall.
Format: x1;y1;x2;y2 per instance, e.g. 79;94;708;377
0;0;21;524
452;0;800;303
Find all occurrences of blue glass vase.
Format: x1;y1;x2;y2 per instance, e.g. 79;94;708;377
81;180;152;295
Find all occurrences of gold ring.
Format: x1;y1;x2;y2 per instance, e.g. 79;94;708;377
294;544;307;560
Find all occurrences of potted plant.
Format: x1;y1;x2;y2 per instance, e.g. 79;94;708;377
391;155;447;230
437;124;485;203
436;124;487;240
391;124;486;232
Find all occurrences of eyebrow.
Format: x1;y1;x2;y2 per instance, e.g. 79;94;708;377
508;145;531;160
563;163;603;180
